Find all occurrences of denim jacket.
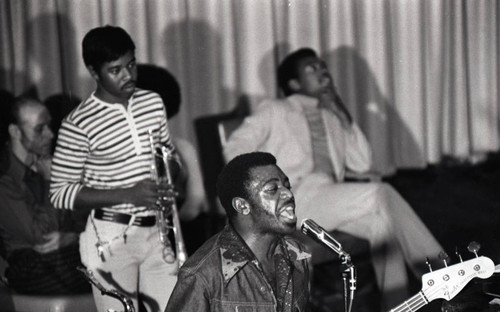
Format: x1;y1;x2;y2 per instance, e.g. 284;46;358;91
165;224;311;312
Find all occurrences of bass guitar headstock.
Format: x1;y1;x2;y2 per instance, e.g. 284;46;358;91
388;242;495;312
421;242;495;302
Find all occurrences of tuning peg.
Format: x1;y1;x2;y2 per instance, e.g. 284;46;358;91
455;246;463;262
439;251;449;267
467;241;481;257
425;257;433;272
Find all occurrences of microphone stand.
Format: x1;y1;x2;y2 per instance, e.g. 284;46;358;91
340;253;356;312
301;219;356;312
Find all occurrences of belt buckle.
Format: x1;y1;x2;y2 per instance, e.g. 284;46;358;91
101;210;132;224
133;216;143;226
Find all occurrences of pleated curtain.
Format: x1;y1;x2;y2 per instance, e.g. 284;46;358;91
1;0;498;174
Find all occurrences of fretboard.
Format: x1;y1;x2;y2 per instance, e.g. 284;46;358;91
388;291;429;312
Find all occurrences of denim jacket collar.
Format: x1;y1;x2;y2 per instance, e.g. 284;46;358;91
219;224;310;285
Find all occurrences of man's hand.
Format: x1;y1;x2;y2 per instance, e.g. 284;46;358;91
33;231;78;254
74;178;177;213
35;155;52;181
319;84;353;129
127;179;177;211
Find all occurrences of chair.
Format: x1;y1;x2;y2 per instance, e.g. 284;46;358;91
194;111;245;217
0;256;97;312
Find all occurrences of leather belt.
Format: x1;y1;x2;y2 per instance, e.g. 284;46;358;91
93;209;156;227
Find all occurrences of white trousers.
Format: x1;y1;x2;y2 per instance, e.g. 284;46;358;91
80;216;178;312
294;173;443;310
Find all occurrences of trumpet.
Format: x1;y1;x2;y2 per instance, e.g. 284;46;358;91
148;129;188;267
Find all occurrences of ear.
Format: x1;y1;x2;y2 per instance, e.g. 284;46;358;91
87;65;100;81
232;197;251;216
8;124;21;140
288;79;301;92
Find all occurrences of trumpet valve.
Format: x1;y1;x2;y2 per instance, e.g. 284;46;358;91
163;247;176;264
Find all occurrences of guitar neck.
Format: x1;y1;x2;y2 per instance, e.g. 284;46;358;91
388;291;428;312
387;255;494;312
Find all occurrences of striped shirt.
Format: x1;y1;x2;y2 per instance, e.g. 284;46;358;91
49;88;175;215
303;107;334;177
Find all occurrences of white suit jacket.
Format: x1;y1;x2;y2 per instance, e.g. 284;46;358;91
223;94;373;189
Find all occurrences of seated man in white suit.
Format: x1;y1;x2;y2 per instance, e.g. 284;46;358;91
223;47;443;311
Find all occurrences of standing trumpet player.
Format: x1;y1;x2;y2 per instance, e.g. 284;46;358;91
49;25;183;312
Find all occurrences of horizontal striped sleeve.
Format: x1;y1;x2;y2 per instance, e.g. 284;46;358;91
49;116;89;210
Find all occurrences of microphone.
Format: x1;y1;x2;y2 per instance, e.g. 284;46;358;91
301;218;356;311
301;218;347;259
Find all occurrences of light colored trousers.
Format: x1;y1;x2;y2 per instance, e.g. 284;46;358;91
294;173;443;310
80;216;178;312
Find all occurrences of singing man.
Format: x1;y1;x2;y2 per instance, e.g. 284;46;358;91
166;152;311;312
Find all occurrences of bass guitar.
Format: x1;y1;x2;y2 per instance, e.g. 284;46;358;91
388;252;494;312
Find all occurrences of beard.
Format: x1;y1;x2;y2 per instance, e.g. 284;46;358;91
21;136;51;157
252;203;296;236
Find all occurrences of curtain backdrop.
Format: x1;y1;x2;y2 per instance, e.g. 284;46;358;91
1;0;498;174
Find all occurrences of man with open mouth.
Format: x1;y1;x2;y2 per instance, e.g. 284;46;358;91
166;152;311;312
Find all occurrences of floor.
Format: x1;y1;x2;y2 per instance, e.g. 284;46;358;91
386;153;500;266
385;153;500;312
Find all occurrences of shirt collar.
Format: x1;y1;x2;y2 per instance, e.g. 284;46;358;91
90;91;134;109
219;225;311;285
288;93;320;111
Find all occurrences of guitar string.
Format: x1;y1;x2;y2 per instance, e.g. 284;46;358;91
393;280;462;312
390;292;426;312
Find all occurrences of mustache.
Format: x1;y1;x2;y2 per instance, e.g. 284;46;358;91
122;81;136;89
282;198;295;207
